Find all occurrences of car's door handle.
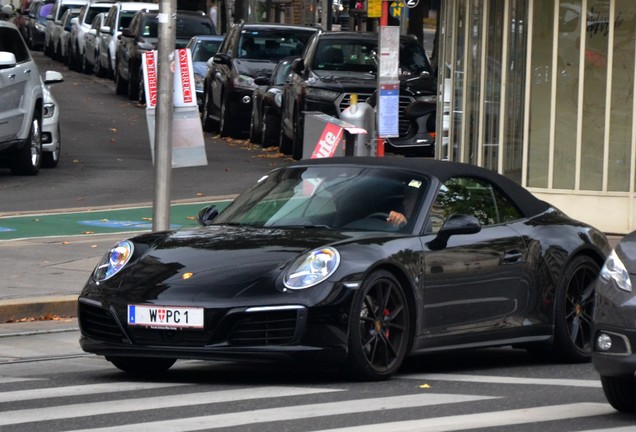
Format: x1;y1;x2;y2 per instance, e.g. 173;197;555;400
24;69;32;75
503;250;523;264
8;73;16;79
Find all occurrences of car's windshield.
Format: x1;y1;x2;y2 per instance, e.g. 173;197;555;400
237;29;314;60
193;39;221;61
175;15;215;38
214;166;428;232
312;38;433;75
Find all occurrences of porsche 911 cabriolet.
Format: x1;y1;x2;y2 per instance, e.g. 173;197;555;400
78;157;611;380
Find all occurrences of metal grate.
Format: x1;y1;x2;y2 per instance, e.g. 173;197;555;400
228;310;299;346
78;302;127;343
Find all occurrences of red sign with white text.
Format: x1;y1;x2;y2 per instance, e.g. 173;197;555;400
311;122;344;158
143;51;158;108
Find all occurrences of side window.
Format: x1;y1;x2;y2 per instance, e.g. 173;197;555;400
429;177;522;231
0;28;30;63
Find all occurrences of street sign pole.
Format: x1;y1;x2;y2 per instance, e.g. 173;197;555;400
376;0;389;156
153;0;176;231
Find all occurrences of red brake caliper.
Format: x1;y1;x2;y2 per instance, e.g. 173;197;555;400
384;308;390;338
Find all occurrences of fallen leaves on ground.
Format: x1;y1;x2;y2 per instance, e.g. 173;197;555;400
6;314;73;324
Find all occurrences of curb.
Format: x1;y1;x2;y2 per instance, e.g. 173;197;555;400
0;295;77;323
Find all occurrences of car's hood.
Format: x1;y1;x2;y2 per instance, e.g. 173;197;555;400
309;70;377;91
117;226;354;304
235;59;277;78
308;70;436;96
192;61;208;79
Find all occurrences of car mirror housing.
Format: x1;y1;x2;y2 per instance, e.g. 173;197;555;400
0;51;17;70
291;57;304;74
212;53;230;66
427;214;481;250
197;205;219;226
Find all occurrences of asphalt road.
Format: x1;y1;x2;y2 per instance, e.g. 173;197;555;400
0;50;291;215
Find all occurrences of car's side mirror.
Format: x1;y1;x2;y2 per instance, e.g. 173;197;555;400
212;53;230;66
197;205;219;226
254;76;270;86
0;51;17;70
44;70;64;84
291;57;304;74
426;214;481;250
100;25;111;35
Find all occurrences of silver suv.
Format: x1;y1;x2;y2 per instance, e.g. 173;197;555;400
0;20;46;175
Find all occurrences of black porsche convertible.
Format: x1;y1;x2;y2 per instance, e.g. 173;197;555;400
78;157;610;380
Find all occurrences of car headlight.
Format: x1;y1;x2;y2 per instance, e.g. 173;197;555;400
233;74;255;90
43;102;55;118
35;22;46;32
417;94;437;103
305;88;340;102
600;250;632;292
284;247;340;289
93;240;134;282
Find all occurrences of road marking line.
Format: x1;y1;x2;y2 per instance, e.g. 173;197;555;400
0;376;44;384
311;402;615;431
0;386;341;426
68;393;495;432
400;373;602;388
0;381;188;403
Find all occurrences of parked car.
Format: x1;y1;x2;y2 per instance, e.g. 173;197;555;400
78;157;609;379
97;2;158;80
81;11;104;74
186;34;224;111
25;0;54;50
0;20;61;175
41;70;64;167
592;232;636;413
280;31;437;159
249;56;295;147
43;0;88;58
67;1;113;72
115;9;215;101
57;7;80;63
201;22;317;137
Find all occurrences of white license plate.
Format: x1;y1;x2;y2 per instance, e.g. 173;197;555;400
127;305;204;329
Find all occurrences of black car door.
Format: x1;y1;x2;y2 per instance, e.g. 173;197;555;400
418;176;529;338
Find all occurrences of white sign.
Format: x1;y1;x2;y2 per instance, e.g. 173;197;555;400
404;0;419;8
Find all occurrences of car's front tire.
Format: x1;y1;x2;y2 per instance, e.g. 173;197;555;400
551;255;600;362
219;94;236;137
601;375;636;413
11;113;42;175
201;89;215;132
115;62;127;95
262;110;278;148
107;356;176;375
344;270;410;381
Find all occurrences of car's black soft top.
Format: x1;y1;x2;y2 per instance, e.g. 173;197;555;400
290;157;552;218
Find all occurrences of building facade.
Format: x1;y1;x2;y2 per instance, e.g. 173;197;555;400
438;0;635;234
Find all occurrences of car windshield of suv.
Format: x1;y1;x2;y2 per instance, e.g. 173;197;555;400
238;29;313;60
312;38;433;75
313;40;377;72
118;12;136;31
176;15;215;38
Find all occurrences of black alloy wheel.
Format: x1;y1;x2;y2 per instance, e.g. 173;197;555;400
551;255;600;362
345;270;410;381
249;98;262;144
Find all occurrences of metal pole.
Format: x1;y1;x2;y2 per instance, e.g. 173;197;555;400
153;0;176;232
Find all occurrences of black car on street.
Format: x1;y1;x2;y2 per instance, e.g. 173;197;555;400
280;31;437;159
201;22;317;137
78;157;609;381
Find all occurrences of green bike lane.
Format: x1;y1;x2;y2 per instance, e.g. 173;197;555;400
0;200;232;241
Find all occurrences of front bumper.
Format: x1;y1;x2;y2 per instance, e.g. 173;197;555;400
78;296;349;365
42;113;59;153
592;278;636;378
